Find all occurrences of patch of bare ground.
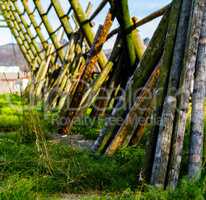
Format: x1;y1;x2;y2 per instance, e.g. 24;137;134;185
59;192;100;200
50;134;94;150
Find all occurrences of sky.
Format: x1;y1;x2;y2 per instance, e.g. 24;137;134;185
0;0;171;49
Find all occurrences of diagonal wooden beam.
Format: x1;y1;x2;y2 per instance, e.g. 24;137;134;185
0;4;35;69
11;1;44;61
51;0;73;38
33;0;66;63
0;2;37;66
22;0;48;51
68;0;108;69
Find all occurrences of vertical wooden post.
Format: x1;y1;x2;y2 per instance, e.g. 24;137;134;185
168;0;205;188
112;0;137;67
188;6;206;180
150;0;184;187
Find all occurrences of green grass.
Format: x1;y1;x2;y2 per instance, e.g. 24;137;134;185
0;133;205;200
0;94;205;200
0;94;23;132
0;132;145;192
71;116;105;140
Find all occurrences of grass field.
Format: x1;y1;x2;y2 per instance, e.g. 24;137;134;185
0;94;205;200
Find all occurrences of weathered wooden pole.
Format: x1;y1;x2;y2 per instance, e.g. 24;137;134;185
143;0;192;184
58;9;114;134
105;65;160;156
188;6;206;180
131;17;146;59
47;33;83;109
128;102;155;146
2;9;34;60
167;0;206;188
68;0;108;69
34;45;54;98
57;57;86;110
90;63;122;118
77;36;123;116
90;2;146;118
92;11;170;153
150;0;188;187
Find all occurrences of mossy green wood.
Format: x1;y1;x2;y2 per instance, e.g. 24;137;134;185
0;4;35;69
105;65;160;156
107;3;171;40
57;57;86;110
12;1;44;60
4;13;35;61
143;0;192;184
5;1;41;66
112;0;137;67
90;45;128;118
45;31;85;109
131;17;146;58
50;34;78;89
1;2;37;64
58;9;114;134
93;11;170;153
10;1;44;67
33;0;65;63
22;0;48;51
22;0;57;67
0;3;37;68
68;0;108;69
145;0;192;188
90;18;146;118
47;35;81;109
34;45;54;98
2;20;32;65
77;37;123;117
150;0;183;187
51;0;73;38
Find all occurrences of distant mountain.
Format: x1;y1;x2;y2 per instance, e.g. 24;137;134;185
0;43;28;72
0;38;151;73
